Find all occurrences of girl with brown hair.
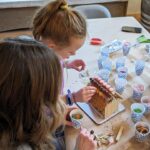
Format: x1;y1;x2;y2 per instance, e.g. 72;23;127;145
33;0;96;103
0;37;97;150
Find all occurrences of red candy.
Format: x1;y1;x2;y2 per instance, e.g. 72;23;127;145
90;38;103;45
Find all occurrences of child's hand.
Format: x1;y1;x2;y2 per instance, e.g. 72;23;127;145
72;86;96;102
75;128;97;150
66;59;86;71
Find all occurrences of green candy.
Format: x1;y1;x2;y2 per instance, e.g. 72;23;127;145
137;35;150;43
134;108;142;113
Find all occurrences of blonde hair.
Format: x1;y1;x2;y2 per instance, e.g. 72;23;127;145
0;37;66;150
33;0;86;46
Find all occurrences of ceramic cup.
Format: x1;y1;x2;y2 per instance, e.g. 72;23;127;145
70;109;84;129
135;121;150;142
101;48;110;58
97;55;107;70
102;58;112;71
135;60;145;76
132;84;144;101
117;66;128;79
131;103;145;123
116;57;126;70
122;42;131;56
145;44;150;54
141;96;150;114
115;78;127;94
97;69;110;82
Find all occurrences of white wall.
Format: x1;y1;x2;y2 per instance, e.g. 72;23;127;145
127;0;141;14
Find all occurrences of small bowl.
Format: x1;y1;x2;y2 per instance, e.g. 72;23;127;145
135;121;150;142
70;109;84;129
131;103;145;123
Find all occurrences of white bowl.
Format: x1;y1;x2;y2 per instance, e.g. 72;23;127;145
70;109;84;129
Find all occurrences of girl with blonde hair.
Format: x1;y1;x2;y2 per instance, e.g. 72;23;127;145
33;0;96;103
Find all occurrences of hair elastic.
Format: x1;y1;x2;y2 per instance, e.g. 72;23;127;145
60;4;68;10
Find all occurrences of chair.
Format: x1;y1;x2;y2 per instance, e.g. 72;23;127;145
74;4;111;19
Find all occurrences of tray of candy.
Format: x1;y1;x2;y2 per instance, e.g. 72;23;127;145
100;39;123;54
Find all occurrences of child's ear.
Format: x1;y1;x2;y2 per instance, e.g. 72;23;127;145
42;39;56;49
47;43;56;49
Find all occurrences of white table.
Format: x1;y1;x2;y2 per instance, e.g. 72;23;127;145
64;17;150;95
64;17;150;150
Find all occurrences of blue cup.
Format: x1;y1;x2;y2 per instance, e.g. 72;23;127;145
135;121;150;142
115;78;127;94
97;69;110;82
145;44;150;54
117;67;128;79
102;58;112;71
122;42;131;56
131;103;145;123
132;84;144;101
97;56;106;70
101;48;110;58
98;58;103;70
116;57;125;70
135;60;145;76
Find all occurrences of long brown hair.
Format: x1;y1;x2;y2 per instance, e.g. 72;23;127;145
0;37;66;149
33;0;86;46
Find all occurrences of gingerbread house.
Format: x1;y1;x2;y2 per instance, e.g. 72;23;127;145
89;78;118;118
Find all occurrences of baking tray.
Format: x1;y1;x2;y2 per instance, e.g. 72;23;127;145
76;93;125;125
